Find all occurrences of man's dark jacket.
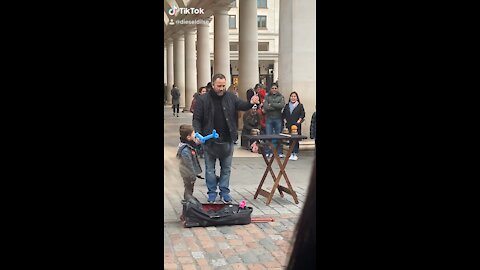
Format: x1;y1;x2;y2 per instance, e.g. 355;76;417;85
193;91;253;143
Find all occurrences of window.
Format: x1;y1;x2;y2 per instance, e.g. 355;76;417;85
258;42;269;51
229;15;236;29
229;42;239;51
231;0;236;7
257;16;267;29
257;0;267;8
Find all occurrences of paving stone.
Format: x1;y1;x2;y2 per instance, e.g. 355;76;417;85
230;263;248;270
257;253;275;262
191;251;205;259
164;263;178;269
220;248;236;257
268;234;283;241
182;231;194;237
224;234;239;240
205;250;223;260
177;257;194;264
208;230;223;237
210;259;227;267
181;264;197;270
246;263;266;270
174;243;187;251
217;227;233;234
196;258;209;266
239;253;259;263
226;255;243;264
175;251;190;257
217;242;231;250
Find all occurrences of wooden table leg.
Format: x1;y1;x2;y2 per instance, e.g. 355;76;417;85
265;145;285;205
272;140;299;204
254;149;272;199
277;140;299;204
254;139;301;205
254;142;283;199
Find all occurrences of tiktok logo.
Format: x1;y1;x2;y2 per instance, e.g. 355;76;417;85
167;5;205;16
168;5;178;16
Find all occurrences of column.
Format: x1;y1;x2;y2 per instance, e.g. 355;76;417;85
164;47;167;103
214;8;231;87
197;22;211;89
273;59;279;83
238;0;259;101
279;0;316;135
166;38;174;105
174;32;186;108
184;27;197;112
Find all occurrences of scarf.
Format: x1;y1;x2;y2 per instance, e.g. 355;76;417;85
289;101;299;114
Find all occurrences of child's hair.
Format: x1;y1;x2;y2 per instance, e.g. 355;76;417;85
179;124;194;140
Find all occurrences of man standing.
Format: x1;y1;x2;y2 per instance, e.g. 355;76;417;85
193;74;260;203
263;83;285;158
171;84;180;117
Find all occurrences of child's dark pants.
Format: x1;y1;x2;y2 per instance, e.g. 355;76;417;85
183;176;196;199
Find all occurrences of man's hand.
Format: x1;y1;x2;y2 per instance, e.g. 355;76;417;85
250;95;260;105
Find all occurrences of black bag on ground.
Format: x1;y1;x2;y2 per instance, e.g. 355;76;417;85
181;196;253;228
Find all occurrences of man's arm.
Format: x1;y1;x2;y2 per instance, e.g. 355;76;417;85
282;104;288;119
298;104;306;123
270;95;285;110
235;95;255;111
263;96;273;111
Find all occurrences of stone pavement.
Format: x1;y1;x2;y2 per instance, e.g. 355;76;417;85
164;106;315;269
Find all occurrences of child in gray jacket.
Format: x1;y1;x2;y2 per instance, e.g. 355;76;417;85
176;124;202;200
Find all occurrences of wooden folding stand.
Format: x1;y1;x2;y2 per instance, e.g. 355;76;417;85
244;134;307;205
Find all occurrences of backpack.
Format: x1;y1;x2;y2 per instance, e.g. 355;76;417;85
181;196;253;228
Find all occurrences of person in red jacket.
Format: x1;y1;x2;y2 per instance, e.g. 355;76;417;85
258;86;266;104
257;103;266;135
189;86;207;114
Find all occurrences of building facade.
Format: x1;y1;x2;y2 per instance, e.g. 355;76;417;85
208;0;279;90
164;0;316;136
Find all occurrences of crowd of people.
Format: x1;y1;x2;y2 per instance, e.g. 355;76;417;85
170;79;317;160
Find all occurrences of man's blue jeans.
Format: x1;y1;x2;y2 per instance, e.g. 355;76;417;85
265;118;283;155
203;142;234;198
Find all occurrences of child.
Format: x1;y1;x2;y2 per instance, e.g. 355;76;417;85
176;124;202;200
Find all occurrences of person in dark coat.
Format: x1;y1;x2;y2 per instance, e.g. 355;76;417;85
246;83;261;102
310;108;316;153
282;91;306;160
190;86;207;114
192;73;260;203
241;107;261;150
171;84;181;117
